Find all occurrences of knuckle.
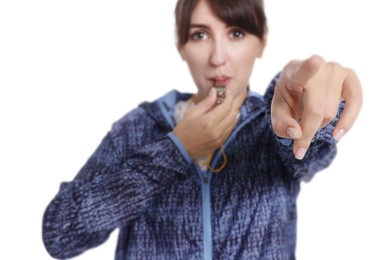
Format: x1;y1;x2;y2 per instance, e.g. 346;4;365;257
344;67;354;74
200;119;213;131
328;61;342;70
326;61;343;77
323;110;337;123
307;105;325;119
327;61;342;72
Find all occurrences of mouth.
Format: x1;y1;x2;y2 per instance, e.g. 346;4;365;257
209;76;231;87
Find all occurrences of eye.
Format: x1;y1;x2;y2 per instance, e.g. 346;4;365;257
230;29;245;39
191;31;209;41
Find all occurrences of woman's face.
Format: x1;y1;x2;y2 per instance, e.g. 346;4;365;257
178;0;266;104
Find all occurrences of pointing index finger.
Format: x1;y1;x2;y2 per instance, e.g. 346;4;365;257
285;55;324;93
293;78;327;160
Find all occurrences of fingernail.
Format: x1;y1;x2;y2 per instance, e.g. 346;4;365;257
287;127;299;139
295;148;307;160
334;129;345;141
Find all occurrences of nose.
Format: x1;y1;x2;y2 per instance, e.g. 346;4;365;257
209;38;227;67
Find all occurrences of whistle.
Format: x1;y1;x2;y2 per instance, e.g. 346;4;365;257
215;87;226;105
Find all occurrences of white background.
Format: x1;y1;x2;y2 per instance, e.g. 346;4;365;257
1;0;388;259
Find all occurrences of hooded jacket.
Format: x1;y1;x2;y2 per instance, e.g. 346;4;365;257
43;75;342;260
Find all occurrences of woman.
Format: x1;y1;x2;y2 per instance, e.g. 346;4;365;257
42;0;362;259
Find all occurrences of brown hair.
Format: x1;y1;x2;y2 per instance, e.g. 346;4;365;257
175;0;267;46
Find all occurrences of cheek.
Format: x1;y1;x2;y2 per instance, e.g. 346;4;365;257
186;52;208;75
232;41;258;64
234;51;258;79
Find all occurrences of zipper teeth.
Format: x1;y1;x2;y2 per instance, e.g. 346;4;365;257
201;175;212;260
199;110;262;260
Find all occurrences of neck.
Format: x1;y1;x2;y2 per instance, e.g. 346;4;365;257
234;87;249;110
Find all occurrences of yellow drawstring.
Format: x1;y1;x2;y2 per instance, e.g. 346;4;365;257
205;146;227;173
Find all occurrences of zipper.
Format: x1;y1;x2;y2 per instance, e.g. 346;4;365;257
158;93;263;260
197;145;227;260
198;167;212;260
196;110;261;260
197;145;228;259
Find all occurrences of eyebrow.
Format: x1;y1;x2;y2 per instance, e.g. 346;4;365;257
189;23;210;29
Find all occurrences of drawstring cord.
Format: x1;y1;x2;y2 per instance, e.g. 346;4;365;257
205;146;227;173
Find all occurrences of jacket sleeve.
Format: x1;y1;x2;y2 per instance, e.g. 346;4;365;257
263;73;344;182
42;113;192;259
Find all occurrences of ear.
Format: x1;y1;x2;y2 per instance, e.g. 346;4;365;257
257;30;268;59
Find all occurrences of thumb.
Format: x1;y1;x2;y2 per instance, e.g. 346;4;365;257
272;114;303;140
188;88;217;118
271;92;302;139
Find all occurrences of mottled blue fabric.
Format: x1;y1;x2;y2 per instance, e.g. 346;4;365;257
42;75;342;259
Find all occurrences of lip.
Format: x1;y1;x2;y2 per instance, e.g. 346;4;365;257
209;75;231;87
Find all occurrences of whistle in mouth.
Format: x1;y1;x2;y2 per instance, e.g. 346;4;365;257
215;87;226;104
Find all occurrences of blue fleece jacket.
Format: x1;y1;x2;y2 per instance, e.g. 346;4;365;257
42;75;342;259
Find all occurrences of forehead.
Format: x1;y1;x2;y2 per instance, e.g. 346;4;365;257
190;0;226;27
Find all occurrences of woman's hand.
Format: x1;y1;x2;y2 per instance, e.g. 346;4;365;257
173;89;241;160
271;55;363;160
